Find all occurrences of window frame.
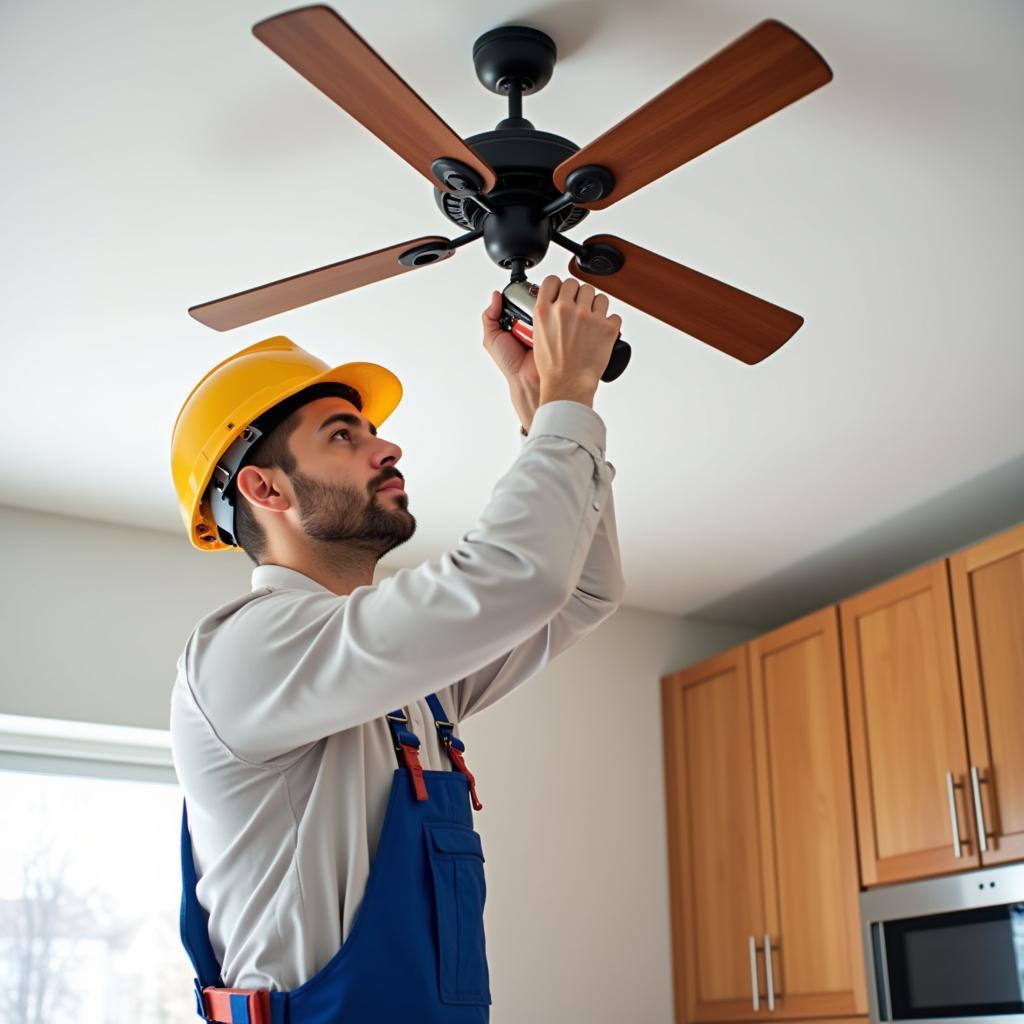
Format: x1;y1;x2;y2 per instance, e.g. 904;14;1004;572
0;713;176;784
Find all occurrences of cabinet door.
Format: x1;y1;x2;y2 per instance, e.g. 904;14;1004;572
950;522;1024;866
662;647;768;1022
840;562;979;885
749;608;868;1017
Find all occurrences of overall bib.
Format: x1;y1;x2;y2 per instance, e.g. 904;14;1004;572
179;693;491;1023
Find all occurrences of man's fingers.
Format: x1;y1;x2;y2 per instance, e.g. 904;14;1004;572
537;275;562;306
481;291;504;336
556;278;580;304
481;292;500;350
482;290;501;319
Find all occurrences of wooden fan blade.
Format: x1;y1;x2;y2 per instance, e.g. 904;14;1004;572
189;236;452;331
554;20;831;210
253;6;496;194
569;235;803;363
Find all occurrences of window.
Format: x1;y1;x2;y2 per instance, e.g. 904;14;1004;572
0;716;196;1023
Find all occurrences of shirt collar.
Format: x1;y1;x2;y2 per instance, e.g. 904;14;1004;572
251;564;332;595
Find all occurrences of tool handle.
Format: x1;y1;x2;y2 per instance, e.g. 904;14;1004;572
603;337;631;382
500;302;631;383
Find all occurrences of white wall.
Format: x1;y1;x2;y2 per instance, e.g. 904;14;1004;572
0;503;753;1023
463;603;752;1023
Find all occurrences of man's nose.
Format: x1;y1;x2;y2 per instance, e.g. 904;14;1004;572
373;439;402;466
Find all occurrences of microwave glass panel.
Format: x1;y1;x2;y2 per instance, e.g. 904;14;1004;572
884;902;1024;1017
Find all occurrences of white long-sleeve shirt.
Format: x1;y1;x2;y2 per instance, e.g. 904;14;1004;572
169;399;625;991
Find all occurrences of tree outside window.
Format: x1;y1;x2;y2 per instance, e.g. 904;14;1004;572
0;770;196;1024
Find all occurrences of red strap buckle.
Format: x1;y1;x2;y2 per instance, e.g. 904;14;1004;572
201;986;270;1024
446;742;483;811
399;742;429;801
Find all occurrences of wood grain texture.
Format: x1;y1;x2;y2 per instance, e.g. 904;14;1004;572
840;563;978;886
189;236;450;331
662;647;769;1022
253;6;496;193
749;607;868;1017
569;234;803;363
553;19;832;210
950;522;1024;866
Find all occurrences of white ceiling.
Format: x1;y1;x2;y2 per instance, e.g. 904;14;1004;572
2;0;1022;625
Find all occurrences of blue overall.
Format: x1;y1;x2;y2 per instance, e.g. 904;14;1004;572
179;693;491;1023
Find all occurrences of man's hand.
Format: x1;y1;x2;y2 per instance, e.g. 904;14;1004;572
532;276;620;405
481;290;541;433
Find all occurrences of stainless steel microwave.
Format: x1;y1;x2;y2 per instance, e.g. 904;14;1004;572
860;862;1024;1023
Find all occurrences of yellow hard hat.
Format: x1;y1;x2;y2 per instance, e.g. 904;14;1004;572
171;336;403;552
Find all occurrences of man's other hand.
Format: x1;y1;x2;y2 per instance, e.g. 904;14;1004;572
481;290;541;433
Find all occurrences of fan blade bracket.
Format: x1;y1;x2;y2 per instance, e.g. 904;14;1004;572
564;165;616;204
397;241;455;269
552;232;624;276
431;158;488;196
397;228;483;268
576;240;624;276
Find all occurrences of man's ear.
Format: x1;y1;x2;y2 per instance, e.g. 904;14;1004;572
236;464;291;512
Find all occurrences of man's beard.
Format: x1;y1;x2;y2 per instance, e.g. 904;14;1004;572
289;468;416;560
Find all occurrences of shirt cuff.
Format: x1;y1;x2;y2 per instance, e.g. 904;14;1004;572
524;400;608;466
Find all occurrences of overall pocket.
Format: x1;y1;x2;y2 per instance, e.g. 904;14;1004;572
423;821;492;1006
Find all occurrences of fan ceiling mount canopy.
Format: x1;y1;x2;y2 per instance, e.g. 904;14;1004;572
189;4;833;365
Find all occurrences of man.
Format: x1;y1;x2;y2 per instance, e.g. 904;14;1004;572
169;276;626;1023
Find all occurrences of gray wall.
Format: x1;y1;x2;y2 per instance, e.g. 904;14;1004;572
0;503;752;1023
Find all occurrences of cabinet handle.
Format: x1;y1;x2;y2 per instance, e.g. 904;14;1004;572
748;935;761;1011
946;770;963;857
970;765;989;854
764;932;776;1010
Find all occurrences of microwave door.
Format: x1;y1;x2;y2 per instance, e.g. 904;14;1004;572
862;863;1024;1024
883;903;1024;1019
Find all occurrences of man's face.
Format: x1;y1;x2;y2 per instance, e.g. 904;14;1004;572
282;396;415;558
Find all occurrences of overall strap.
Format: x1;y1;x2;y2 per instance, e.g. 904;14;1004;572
180;801;226;992
180;802;294;1024
386;708;428;802
424;694;483;812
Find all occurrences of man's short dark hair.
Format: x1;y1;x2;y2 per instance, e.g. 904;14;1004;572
232;382;364;565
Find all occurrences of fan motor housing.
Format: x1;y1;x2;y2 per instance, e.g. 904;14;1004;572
433;127;588;269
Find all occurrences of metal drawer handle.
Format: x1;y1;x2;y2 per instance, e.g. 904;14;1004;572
970;765;990;854
946;770;964;857
749;934;761;1011
764;933;776;1010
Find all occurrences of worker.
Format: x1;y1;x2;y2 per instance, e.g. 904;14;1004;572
169;275;626;1023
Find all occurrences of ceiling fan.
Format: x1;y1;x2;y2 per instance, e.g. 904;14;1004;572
189;5;832;365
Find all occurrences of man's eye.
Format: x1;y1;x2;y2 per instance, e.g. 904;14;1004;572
332;429;351;441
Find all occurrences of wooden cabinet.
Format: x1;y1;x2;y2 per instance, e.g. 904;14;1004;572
662;646;767;1021
748;609;867;1017
840;562;979;885
950;522;1024;866
661;522;1024;1022
662;609;866;1021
